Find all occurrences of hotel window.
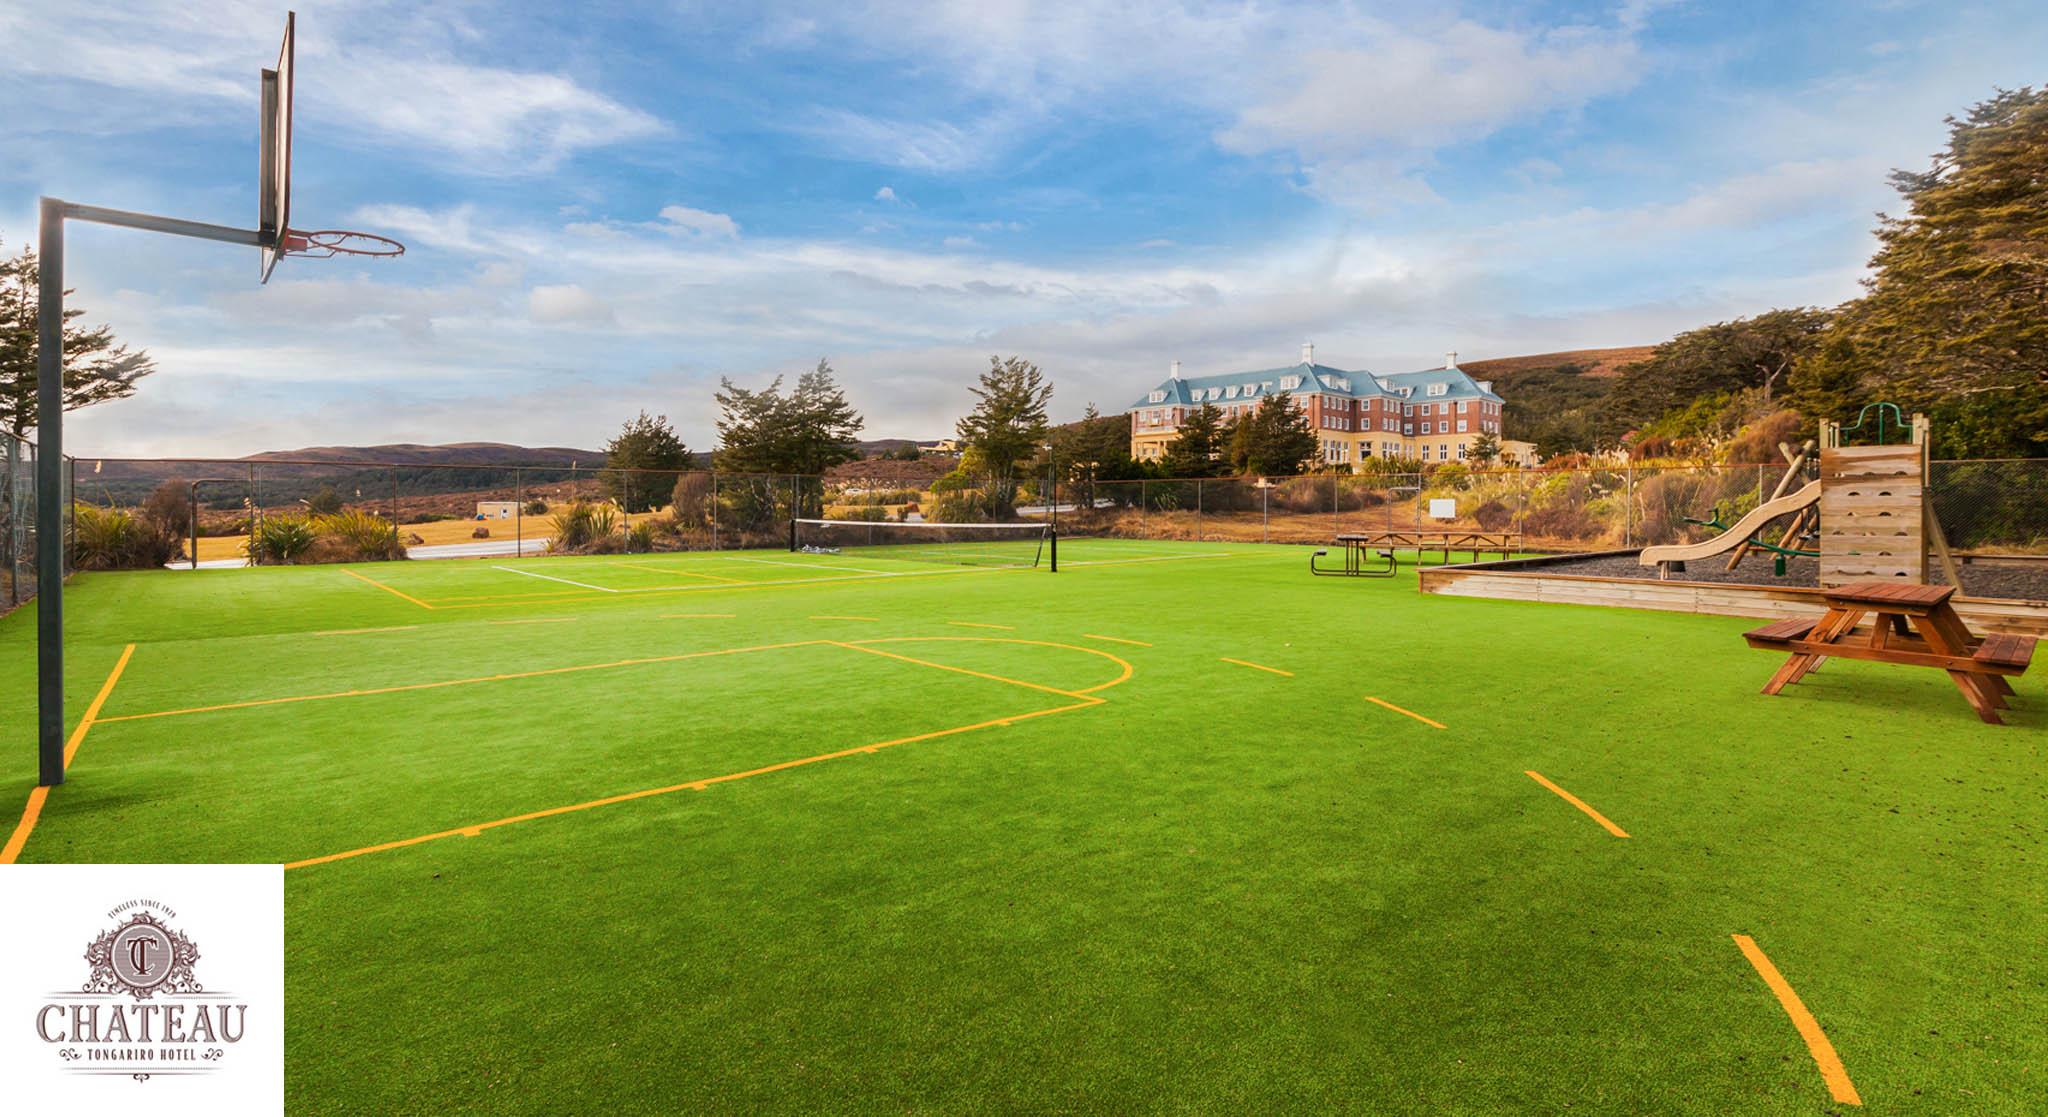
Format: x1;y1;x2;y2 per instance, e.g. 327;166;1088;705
1148;390;1165;403
1427;383;1448;397
1457;400;1468;413
1457;444;1467;460
1457;420;1468;433
1439;444;1449;461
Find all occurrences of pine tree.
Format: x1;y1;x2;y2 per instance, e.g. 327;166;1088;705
955;355;1052;513
1162;403;1226;477
0;241;157;436
1226;394;1317;476
603;411;693;512
1791;87;2048;455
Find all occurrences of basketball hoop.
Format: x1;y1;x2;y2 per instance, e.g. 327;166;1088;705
281;229;406;259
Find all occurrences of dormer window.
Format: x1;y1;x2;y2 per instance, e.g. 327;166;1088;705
1225;385;1239;399
1148;390;1166;404
1426;383;1449;397
1279;375;1301;390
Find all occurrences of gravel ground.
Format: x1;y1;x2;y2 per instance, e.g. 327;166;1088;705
1501;551;2048;602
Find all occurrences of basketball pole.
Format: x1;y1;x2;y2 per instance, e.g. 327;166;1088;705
35;197;265;787
36;198;65;787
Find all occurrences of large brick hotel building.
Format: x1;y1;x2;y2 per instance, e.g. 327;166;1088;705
1126;344;1536;471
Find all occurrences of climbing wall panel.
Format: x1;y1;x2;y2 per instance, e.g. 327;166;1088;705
1818;444;1926;587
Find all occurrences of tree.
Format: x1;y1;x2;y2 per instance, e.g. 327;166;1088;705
603;411;692;512
1223;394;1317;476
955;355;1052;514
1600;308;1832;442
1162;403;1227;477
1791;87;2048;456
714;360;864;475
1468;430;1502;466
1050;404;1138;482
0;241;157;436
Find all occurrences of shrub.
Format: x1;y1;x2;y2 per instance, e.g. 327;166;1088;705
248;515;318;564
71;504;183;570
549;502;597;551
671;473;713;529
305;485;345;516
522;498;549;516
628;520;659;551
547;501;623;553
141;479;192;536
315;509;406;560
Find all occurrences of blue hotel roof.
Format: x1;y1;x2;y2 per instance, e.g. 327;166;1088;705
1127;360;1503;411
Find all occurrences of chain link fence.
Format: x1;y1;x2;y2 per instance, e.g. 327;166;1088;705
1047;457;1952;557
23;454;2048;583
3;433;73;612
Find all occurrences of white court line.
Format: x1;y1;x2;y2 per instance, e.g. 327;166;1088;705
491;565;619;592
1062;552;1230;567
720;556;901;575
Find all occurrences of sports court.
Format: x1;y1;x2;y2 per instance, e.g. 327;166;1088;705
2;534;2040;1114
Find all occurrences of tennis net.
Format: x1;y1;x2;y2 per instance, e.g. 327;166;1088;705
790;519;1052;568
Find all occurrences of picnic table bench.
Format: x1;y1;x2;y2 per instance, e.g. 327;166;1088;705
1309;530;1520;577
1743;581;2035;724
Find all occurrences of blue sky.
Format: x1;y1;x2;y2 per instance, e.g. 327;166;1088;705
3;0;2044;456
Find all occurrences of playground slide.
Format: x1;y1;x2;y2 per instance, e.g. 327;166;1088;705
1636;479;1821;566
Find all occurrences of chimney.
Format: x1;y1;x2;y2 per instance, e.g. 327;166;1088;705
1301;341;1315;365
1169;359;1182;380
1445;350;1458;369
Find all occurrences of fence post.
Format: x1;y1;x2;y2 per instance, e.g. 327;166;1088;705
514;468;523;557
711;473;721;552
1196;479;1204;542
1625;465;1635;549
1262;481;1269;544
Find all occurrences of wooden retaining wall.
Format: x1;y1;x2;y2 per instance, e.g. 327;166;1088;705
1418;550;2048;637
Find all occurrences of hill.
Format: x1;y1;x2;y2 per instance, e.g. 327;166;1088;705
1461;346;1655;381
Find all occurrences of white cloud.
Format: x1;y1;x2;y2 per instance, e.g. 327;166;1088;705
1216;20;1642;202
1;1;665;172
941;235;977;248
874;186;899;203
333;58;664;168
657;205;741;239
527;284;615;325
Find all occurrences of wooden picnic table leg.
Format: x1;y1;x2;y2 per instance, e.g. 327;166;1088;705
1913;606;2005;724
1764;606;1854;695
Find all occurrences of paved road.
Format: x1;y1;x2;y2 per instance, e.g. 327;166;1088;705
168;535;552;570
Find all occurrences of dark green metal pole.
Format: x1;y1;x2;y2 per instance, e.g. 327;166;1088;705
37;198;65;787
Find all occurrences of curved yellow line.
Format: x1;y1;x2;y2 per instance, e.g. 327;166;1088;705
846;636;1135;695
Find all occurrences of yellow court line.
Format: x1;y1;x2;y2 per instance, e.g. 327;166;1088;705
1221;657;1292;677
663;613;737;619
94;641;828;725
1366;696;1447;730
286;635;1132;869
947;621;1015;630
1732;934;1863;1105
285;698;1097;871
3;644;137;865
341;568;436;610
1523;771;1629;838
1083;633;1152;647
832;641;1100;703
312;625;421;637
1;787;49;866
421;561;1023;609
812;615;879;622
613;561;747;584
488;617;576;626
851;636;1136;696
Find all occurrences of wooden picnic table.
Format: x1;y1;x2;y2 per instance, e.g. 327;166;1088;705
1334;530;1520;567
1743;581;2035;724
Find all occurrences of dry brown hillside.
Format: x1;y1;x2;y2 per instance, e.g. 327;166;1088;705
1461;346;1655;379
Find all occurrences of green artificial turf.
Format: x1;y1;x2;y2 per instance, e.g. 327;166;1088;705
1;538;2042;1114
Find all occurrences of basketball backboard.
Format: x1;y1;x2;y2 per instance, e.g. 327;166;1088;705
258;12;294;282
